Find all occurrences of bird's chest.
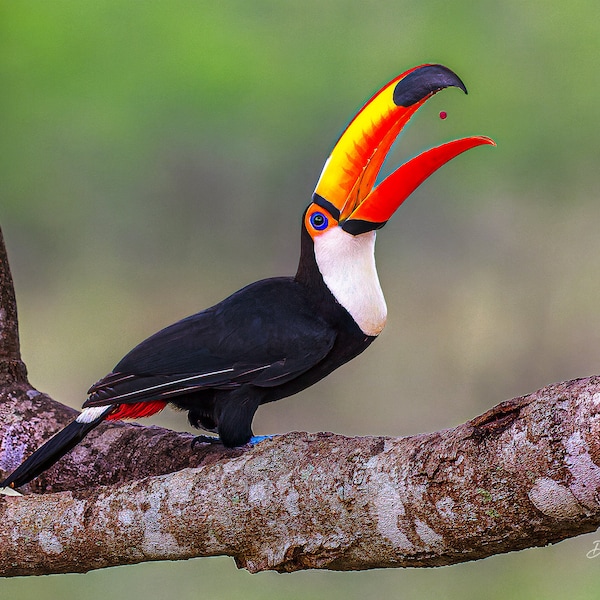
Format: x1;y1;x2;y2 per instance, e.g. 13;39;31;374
314;229;387;337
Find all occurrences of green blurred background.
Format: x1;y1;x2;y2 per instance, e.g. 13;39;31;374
2;0;600;598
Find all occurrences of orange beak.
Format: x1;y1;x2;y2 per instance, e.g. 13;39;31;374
312;64;495;235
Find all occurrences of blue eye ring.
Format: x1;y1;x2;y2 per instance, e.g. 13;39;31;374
310;211;329;231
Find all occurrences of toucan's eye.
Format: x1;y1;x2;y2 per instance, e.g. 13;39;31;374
310;212;328;230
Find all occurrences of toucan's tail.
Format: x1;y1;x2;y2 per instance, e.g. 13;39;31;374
0;406;112;490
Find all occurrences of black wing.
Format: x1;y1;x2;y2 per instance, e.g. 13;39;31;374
84;277;336;407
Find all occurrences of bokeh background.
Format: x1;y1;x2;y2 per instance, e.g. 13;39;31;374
2;1;600;598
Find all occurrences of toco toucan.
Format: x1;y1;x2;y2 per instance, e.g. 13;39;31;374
1;64;494;490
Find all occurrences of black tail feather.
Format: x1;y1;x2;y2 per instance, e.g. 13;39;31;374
1;414;106;490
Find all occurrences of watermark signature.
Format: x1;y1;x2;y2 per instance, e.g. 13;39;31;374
587;540;600;559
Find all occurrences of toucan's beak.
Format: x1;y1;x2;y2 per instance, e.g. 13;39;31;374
312;64;495;235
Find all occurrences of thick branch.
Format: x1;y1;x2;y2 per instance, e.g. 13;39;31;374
1;377;600;575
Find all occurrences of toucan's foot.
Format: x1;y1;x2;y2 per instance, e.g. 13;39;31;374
191;434;222;449
191;433;275;450
247;434;275;445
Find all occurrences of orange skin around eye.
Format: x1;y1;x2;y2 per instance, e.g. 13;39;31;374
304;204;337;240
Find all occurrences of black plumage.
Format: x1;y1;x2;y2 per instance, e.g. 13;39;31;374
86;227;374;447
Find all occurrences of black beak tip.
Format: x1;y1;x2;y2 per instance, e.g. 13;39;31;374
393;64;468;108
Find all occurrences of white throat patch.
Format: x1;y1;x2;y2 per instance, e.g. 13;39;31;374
313;228;387;336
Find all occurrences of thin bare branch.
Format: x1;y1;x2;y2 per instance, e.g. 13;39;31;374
0;228;27;385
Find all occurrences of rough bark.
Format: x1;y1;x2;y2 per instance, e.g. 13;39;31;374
0;226;599;576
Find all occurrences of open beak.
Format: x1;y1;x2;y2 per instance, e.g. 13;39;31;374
312;64;495;235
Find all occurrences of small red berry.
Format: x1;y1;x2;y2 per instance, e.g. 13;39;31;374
439;111;447;120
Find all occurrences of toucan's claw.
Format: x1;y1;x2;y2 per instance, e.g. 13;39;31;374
190;433;275;449
190;434;222;449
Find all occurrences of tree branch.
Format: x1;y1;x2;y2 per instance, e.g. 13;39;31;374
1;226;599;576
